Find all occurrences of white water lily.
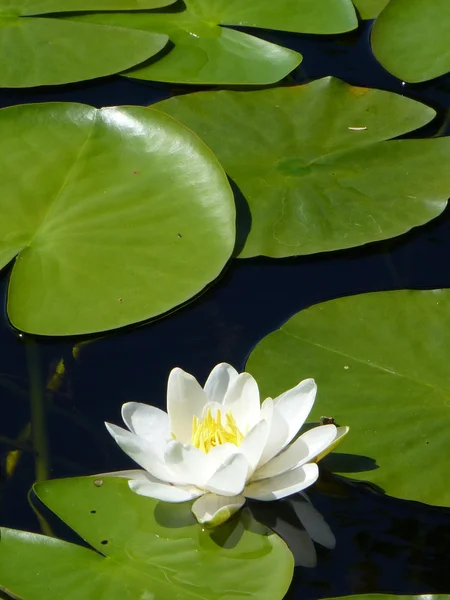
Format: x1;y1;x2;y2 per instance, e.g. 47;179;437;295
105;363;348;527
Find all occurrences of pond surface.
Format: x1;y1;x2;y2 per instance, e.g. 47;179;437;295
1;18;450;599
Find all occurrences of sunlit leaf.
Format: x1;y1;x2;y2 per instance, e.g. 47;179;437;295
0;102;235;336
0;0;171;87
0;0;175;15
0;477;294;599
247;289;450;507
68;0;358;86
371;0;450;82
156;77;450;258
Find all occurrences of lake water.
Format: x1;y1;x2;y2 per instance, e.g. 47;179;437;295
1;18;449;599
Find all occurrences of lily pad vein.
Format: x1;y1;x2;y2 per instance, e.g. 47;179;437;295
280;327;450;396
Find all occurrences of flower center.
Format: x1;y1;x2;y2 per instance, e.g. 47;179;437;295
192;408;244;453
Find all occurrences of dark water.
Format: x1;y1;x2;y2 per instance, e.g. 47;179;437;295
1;18;450;599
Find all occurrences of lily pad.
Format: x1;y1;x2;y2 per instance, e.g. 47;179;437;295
352;0;389;19
68;0;359;86
0;102;235;336
0;477;294;600
1;0;175;15
371;0;450;83
0;0;172;87
156;77;450;258
247;289;450;507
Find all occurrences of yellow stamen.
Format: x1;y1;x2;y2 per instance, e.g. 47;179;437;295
192;408;244;453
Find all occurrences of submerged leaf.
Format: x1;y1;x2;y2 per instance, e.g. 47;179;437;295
247;289;450;507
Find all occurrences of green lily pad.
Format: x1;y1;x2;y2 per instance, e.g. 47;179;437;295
247;289;450;507
352;0;389;19
371;0;450;83
156;77;450;258
1;0;175;15
0;477;294;600
0;102;235;336
68;0;358;86
0;0;172;87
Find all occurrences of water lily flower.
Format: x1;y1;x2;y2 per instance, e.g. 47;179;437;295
105;363;348;527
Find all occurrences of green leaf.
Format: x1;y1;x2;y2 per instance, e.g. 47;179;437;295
0;0;175;16
0;102;235;336
68;0;358;86
247;289;450;507
371;0;450;83
0;477;294;599
156;77;450;258
0;11;168;87
352;0;389;19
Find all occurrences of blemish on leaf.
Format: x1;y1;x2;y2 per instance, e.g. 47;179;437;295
93;479;103;487
101;539;108;545
90;509;97;514
348;85;370;97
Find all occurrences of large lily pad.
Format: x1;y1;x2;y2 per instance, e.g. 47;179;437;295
156;77;450;258
352;0;389;19
0;102;235;336
68;0;358;86
1;0;175;15
371;0;450;83
0;0;172;87
0;477;294;599
247;289;450;507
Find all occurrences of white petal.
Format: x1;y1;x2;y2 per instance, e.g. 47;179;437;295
105;422;181;484
239;419;268;476
205;442;241;475
205;453;248;496
274;378;317;450
191;493;245;526
253;424;337;481
315;425;350;462
244;462;319;501
257;403;290;467
167;368;207;443
121;402;170;444
164;440;209;488
291;496;336;549
204;363;239;404
223;373;261;432
128;471;203;503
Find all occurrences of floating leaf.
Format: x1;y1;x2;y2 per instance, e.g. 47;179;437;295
0;477;294;599
2;0;176;15
0;0;172;87
247;289;450;507
371;0;450;83
68;0;358;86
0;102;235;336
156;77;450;258
352;0;389;19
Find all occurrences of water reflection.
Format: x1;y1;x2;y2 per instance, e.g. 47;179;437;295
249;493;335;568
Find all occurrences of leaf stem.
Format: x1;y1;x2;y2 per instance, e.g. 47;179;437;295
25;340;50;482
